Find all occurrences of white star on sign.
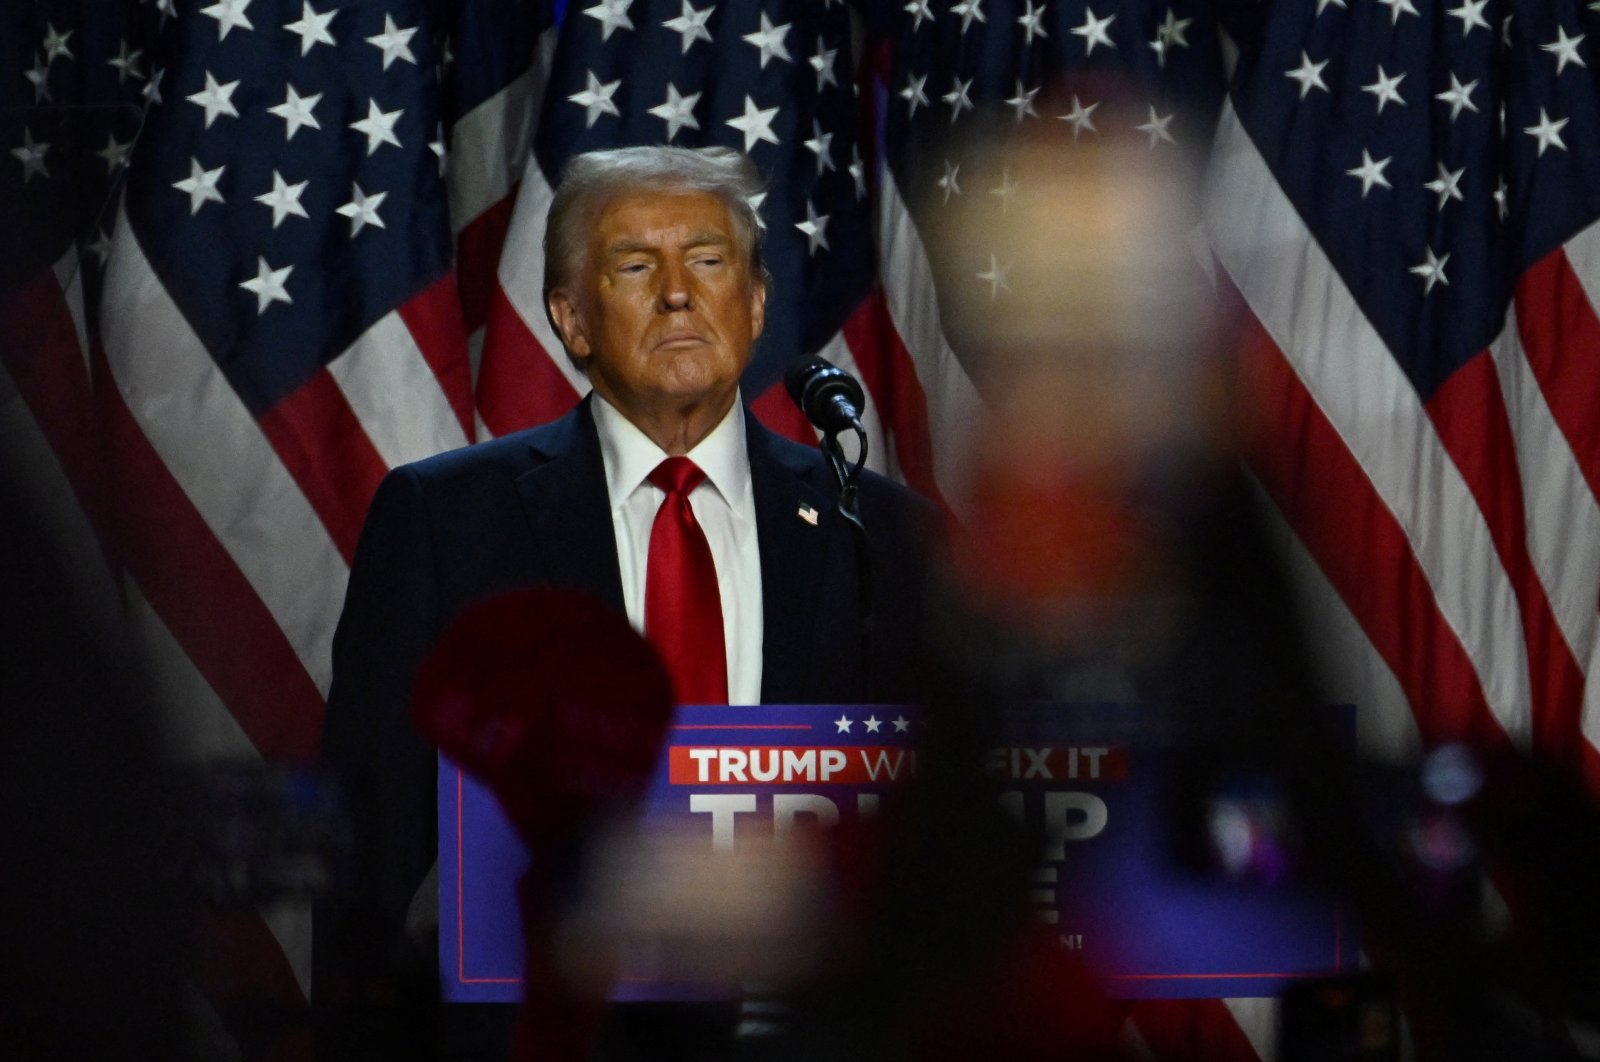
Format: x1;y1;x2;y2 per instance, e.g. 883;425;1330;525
663;0;713;54
952;0;986;33
239;256;293;313
1375;0;1418;24
1423;162;1465;210
937;159;961;203
1135;105;1176;147
284;1;337;54
943;75;975;122
337;182;388;235
1018;0;1049;46
1285;50;1330;99
1541;27;1587;74
1445;0;1490;36
1409;246;1449;294
1525;107;1569;155
1346;149;1392;197
201;0;255;40
366;14;417;69
977;253;1011;299
95;132;133;173
648;82;701;140
1006;80;1040;122
803;119;834;174
795;201;830;255
743;12;792;68
42;23;74;63
905;0;934;31
726;94;780;151
172;157;226;214
810;37;839;90
1361;65;1406;113
1059;94;1099;138
893;715;911;733
108;39;144;83
1434;73;1479;121
268;84;321;140
864;715;882;733
11;128;50;183
350;98;403;155
255;170;309;227
568;70;621;128
834;714;853;734
187;71;240;129
1072;8;1116;55
584;0;634;41
900;72;929;117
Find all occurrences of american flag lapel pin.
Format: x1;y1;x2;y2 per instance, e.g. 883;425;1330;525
797;504;819;526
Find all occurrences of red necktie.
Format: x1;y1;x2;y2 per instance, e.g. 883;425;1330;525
645;457;728;704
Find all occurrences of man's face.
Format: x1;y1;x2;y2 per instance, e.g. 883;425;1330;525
548;189;766;427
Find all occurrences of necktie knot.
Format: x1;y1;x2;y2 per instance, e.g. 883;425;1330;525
649;456;707;497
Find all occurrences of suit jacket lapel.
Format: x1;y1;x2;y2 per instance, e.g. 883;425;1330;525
749;418;834;704
513;396;627;615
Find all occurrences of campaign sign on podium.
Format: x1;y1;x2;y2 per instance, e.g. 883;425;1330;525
439;704;1355;1003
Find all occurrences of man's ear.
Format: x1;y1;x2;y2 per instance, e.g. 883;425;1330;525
547;289;592;359
749;280;767;343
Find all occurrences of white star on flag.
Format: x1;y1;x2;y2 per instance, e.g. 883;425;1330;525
187;71;241;129
366;15;418;69
1286;50;1330;98
1445;0;1491;36
952;0;986;33
938;159;961;202
201;0;255;40
172;157;226;213
900;72;929;117
648;83;701;140
743;12;792;68
254;171;310;227
803;119;834;174
1434;74;1479;121
108;40;145;84
268;85;322;140
1423;163;1466;210
11;128;50;183
663;0;713;54
1136;106;1176;147
1525;107;1569;155
569;70;622;128
1346;149;1393;197
96;133;133;173
1006;81;1040;122
336;183;388;236
1376;0;1419;24
1018;0;1049;46
1059;95;1099;138
42;23;73;63
284;1;337;54
1409;246;1449;294
1072;8;1116;55
977;253;1010;299
350;99;403;154
905;0;934;31
1541;27;1587;74
944;76;975;122
1362;65;1406;113
810;37;839;90
584;0;635;41
990;167;1019;213
726;94;780;151
795;201;830;254
239;256;293;313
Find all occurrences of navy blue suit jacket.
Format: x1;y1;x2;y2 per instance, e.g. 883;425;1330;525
315;396;929;1057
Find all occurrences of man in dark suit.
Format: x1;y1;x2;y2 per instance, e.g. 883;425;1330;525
315;146;929;1059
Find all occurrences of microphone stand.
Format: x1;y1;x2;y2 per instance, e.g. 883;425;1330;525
821;420;874;701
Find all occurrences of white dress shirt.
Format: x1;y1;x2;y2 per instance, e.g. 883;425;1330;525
591;393;764;705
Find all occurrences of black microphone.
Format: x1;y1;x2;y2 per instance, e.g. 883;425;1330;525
785;356;866;435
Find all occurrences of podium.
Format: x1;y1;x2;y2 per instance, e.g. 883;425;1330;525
439;703;1355;1003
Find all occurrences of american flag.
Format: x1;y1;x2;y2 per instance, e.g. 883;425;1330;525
1210;0;1600;793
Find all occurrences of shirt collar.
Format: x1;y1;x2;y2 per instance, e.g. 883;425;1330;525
592;391;751;512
